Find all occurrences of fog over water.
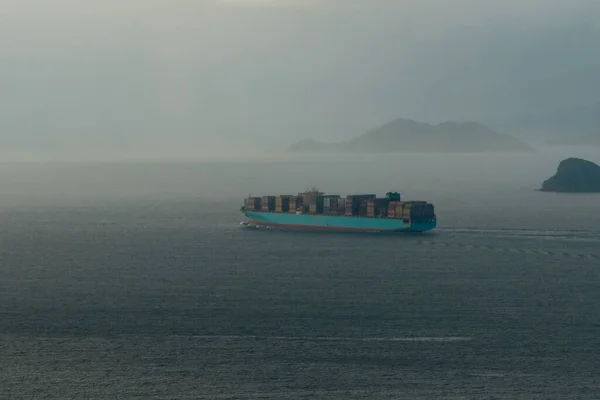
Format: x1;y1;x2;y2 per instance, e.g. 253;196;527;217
1;145;598;205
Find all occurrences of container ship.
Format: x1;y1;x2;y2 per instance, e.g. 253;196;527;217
240;188;436;233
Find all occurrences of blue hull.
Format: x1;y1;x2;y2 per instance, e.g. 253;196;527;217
243;211;436;233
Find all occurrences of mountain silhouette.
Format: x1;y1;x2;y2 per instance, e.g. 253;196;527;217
289;118;533;153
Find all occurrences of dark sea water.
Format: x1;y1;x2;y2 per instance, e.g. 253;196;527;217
1;159;600;399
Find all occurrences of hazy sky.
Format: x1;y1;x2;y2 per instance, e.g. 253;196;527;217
2;0;599;158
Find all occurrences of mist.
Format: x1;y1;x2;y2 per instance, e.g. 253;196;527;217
1;0;599;161
1;150;597;214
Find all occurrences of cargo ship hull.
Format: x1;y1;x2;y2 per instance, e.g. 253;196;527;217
242;211;436;233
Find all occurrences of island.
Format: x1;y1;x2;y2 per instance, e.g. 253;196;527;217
539;158;600;193
289;118;534;153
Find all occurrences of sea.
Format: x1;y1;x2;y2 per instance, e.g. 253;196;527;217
1;150;599;399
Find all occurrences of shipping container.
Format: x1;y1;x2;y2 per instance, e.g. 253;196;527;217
287;196;300;212
261;196;276;212
347;195;374;204
324;207;343;216
245;197;262;211
345;195;372;216
424;204;435;217
275;195;291;213
299;188;324;206
302;193;324;214
387;201;400;219
358;200;368;216
347;194;376;199
325;197;341;209
323;195;341;209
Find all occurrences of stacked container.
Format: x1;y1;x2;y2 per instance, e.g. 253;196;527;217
375;198;389;218
366;200;375;217
423;203;435;219
336;198;346;215
331;203;345;216
245;197;262;211
408;202;422;219
359;200;368;217
387;202;397;218
409;202;434;220
261;196;276;212
385;201;410;219
323;195;341;209
305;193;315;213
304;196;324;214
316;196;324;214
401;202;411;220
288;195;299;213
394;202;402;219
246;192;433;221
275;195;292;213
323;195;341;215
345;198;353;216
275;196;282;213
346;194;376;217
301;191;317;214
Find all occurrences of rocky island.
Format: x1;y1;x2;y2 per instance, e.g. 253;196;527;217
540;158;600;193
289;118;533;153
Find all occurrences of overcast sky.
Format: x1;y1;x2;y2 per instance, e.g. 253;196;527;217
1;0;599;159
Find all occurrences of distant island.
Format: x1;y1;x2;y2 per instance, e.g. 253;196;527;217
289;118;534;153
539;158;600;193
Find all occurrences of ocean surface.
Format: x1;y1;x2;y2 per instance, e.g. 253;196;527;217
1;157;600;399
